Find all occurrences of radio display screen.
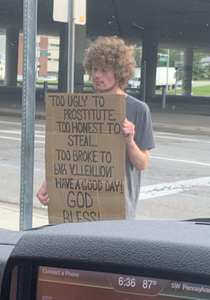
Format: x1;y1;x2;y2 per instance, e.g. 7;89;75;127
36;266;210;300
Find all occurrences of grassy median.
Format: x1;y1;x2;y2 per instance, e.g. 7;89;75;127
156;85;210;96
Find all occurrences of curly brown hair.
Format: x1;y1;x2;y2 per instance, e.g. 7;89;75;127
83;36;136;89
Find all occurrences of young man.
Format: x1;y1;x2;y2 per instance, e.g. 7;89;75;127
37;36;155;220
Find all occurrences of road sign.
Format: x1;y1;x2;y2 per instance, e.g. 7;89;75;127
159;57;167;62
74;0;86;25
174;71;180;80
53;0;86;24
40;52;51;56
174;61;182;67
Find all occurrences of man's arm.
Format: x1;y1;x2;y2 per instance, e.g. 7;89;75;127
126;142;149;171
122;118;150;171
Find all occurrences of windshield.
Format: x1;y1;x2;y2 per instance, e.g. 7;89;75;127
0;0;210;230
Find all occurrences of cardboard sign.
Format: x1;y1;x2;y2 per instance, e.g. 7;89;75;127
45;93;126;224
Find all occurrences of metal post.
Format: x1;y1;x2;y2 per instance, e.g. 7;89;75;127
20;0;38;230
175;79;177;95
166;49;170;92
5;28;19;86
36;42;40;81
143;60;146;102
44;81;48;103
67;0;74;93
72;20;75;92
162;86;166;109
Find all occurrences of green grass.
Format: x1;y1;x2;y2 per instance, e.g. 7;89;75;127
37;79;58;84
156;85;210;96
84;81;94;91
190;85;210;96
84;80;93;84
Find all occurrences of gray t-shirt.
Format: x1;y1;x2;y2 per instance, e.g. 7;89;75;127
125;95;155;220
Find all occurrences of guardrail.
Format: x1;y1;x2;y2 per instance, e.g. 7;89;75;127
0;81;141;97
0;80;58;88
0;80;94;90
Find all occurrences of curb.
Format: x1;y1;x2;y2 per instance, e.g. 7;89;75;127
152;125;210;136
1;108;210;135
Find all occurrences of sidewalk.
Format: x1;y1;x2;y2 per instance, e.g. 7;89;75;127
150;107;210;136
0;202;48;231
0;96;210;230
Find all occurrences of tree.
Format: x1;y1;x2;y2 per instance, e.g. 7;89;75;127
134;48;141;67
85;39;93;49
204;65;210;80
192;52;207;80
157;48;182;68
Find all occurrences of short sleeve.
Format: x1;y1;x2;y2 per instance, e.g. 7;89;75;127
135;105;155;151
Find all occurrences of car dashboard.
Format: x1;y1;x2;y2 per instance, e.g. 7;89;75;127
1;220;210;300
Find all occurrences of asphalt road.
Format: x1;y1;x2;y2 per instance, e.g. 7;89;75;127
0;116;46;209
0;115;210;222
176;80;210;89
192;80;210;87
137;131;210;220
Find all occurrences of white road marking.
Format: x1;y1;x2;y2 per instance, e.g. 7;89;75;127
154;131;207;137
0;136;21;141
35;130;46;134
0;120;45;128
1;125;208;143
0;136;45;144
0;130;20;134
0;130;45;139
155;132;188;136
140;177;210;200
0;121;21;126
150;156;210;167
0;130;44;134
154;135;210;144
